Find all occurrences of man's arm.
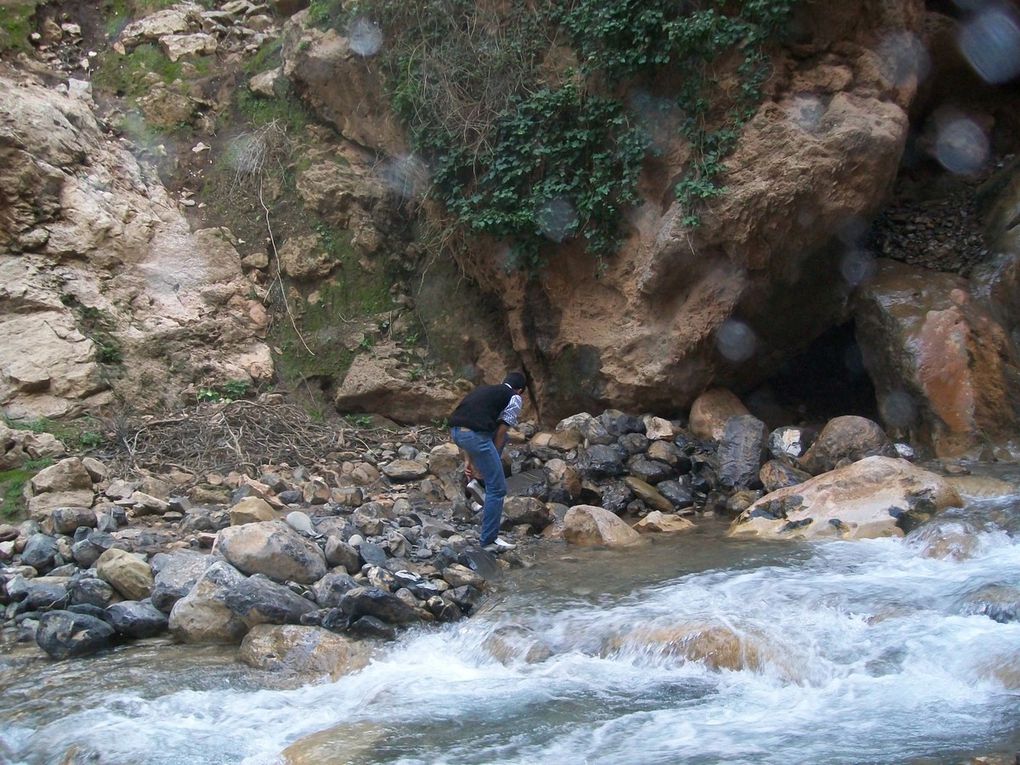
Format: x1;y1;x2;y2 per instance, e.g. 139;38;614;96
493;422;509;452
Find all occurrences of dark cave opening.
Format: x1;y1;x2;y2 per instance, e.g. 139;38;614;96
745;322;880;430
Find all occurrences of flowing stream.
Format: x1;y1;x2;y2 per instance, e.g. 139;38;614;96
4;480;1020;765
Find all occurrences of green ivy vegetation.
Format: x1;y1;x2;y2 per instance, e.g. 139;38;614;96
341;0;797;268
0;0;39;55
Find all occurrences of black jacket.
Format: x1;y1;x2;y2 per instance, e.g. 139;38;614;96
449;384;515;433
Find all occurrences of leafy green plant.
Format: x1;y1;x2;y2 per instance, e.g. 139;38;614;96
350;0;798;265
198;380;252;402
59;296;124;367
346;414;373;428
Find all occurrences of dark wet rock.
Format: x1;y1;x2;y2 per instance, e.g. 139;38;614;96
18;577;69;611
71;531;118;568
591;481;633;515
580;444;627;478
655;480;695;511
180;507;230;533
501;497;553;532
22;534;58;572
339;586;420;625
68;574;116;608
67;603;112;623
48;507;96;535
717;415;767;490
598;410;645;438
626;456;674;485
224;574;317;625
759;460;812;493
447;585;483;612
277;489;303;505
505;469;549;500
357;541;389;567
150;550;216;613
617;432;651;455
312;572;359;608
324;537;361;574
106;601;169;638
347;615;397;639
36;610;115;660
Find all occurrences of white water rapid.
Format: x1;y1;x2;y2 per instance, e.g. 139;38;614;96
3;492;1020;765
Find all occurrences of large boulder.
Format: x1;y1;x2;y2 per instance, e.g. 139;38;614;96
168;561;316;644
438;0;919;419
332;348;463;424
96;548;154;600
36;610;115;660
563;505;642;548
150;550;216;613
106;601;169;638
239;624;372;679
282;13;406;154
854;259;1020;459
729;456;963;540
798;415;896;475
689;389;750;442
215;520;327;584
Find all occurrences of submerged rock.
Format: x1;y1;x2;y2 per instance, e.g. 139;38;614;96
239;624;372;679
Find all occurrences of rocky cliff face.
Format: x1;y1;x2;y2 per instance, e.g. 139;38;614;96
280;0;1020;456
0;71;272;418
2;0;1019;459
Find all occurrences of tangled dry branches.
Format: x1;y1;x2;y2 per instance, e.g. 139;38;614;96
105;400;446;479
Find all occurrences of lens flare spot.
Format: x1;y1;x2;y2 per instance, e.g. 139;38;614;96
934;116;989;175
379;154;429;199
535;197;578;243
959;5;1020;84
876;31;931;86
347;17;383;57
840;250;877;287
716;319;757;363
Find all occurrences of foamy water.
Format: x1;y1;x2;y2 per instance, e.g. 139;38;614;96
3;495;1020;765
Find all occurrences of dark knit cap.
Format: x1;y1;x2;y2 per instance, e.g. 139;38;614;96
503;371;526;390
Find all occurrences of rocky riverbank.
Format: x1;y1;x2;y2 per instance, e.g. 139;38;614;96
0;390;995;677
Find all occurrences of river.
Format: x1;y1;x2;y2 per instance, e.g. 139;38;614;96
3;485;1020;765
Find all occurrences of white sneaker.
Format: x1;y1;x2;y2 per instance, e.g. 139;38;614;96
470;500;483;513
483;537;516;553
466;479;486;505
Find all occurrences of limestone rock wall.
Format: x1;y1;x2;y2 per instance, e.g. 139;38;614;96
0;71;272;419
280;0;925;421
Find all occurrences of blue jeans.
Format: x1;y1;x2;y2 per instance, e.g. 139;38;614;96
450;426;506;546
